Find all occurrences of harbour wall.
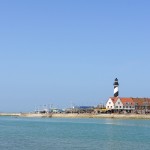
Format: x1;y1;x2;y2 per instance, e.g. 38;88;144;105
1;113;150;119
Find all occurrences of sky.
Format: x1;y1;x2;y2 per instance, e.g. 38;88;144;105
0;0;150;112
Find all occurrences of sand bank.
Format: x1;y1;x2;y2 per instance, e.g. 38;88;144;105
51;113;150;119
1;113;150;119
0;113;21;116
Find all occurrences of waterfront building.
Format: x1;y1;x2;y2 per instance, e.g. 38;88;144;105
133;98;150;113
106;78;150;113
121;98;135;112
106;97;116;110
106;97;135;113
114;97;124;110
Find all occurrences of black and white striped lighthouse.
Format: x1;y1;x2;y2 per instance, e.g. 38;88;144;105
113;78;119;97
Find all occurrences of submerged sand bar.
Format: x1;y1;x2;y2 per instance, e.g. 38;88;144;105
1;113;150;119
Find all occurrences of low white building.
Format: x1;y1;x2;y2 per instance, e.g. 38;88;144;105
106;97;116;110
114;98;123;110
106;97;134;112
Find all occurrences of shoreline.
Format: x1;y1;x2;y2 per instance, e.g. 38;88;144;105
1;113;150;119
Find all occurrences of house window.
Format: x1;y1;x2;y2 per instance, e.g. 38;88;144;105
109;102;111;104
111;106;112;108
107;106;109;108
126;106;128;108
123;106;125;108
130;106;131;108
116;106;118;108
120;106;121;108
118;102;120;104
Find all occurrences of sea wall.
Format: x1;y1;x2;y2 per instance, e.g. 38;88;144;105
1;113;150;119
52;113;150;119
0;113;21;116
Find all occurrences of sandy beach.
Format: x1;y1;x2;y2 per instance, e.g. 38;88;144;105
1;113;150;119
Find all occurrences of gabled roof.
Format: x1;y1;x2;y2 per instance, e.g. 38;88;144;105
109;97;150;106
109;97;134;106
109;97;119;104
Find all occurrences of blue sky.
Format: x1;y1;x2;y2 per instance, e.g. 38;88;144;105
0;0;150;112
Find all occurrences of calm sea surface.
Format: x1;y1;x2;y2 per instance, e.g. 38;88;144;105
0;117;150;150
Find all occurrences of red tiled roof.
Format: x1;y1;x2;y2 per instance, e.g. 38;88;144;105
110;97;134;106
120;98;134;106
110;97;118;104
109;97;150;106
132;98;150;106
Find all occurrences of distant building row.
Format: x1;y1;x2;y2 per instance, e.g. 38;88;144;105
106;97;150;113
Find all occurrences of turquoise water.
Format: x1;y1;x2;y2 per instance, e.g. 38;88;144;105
0;117;150;150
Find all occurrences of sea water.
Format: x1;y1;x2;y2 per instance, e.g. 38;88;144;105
0;117;150;150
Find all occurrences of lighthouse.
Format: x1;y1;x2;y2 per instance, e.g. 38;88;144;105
113;78;119;97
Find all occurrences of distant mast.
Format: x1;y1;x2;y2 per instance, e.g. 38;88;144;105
113;78;119;97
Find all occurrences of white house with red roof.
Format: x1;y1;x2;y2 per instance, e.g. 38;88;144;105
106;97;117;110
106;97;123;110
114;98;124;110
121;98;135;110
106;97;135;112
